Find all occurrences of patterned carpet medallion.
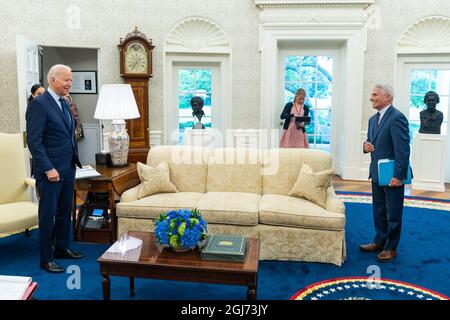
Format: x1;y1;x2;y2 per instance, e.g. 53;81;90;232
291;277;450;300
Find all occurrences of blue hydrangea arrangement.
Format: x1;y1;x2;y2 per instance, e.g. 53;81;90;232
154;208;208;250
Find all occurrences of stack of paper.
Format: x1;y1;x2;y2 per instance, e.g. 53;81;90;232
75;165;101;180
106;235;143;254
0;275;32;300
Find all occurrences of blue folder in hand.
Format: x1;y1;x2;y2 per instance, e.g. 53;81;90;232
377;159;412;186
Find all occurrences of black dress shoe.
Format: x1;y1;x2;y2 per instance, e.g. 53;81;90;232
40;261;65;273
54;248;84;259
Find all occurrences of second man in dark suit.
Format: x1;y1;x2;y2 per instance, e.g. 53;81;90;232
361;84;410;262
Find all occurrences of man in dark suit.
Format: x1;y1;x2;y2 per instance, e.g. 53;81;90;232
361;84;410;262
26;64;84;273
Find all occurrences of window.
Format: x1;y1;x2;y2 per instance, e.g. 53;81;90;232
284;56;333;151
177;68;212;144
409;69;449;141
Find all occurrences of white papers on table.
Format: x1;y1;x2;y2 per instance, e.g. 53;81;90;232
0;275;32;300
75;165;101;180
106;236;143;254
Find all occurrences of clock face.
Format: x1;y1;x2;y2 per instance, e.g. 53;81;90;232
124;42;148;74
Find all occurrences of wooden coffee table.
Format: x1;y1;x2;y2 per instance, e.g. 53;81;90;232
98;231;260;300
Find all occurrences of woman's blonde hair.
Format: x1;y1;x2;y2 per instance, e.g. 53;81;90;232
294;88;306;103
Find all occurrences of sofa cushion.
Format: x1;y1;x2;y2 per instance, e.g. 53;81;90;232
262;148;332;195
136;161;178;199
147;146;209;193
0;202;38;234
116;192;204;219
196;192;260;226
288;162;333;208
207;148;262;194
259;194;345;231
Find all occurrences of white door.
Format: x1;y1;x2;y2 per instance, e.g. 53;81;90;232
16;35;40;178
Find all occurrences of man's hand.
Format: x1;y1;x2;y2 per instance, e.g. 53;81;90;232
389;177;403;187
46;168;60;182
363;141;375;153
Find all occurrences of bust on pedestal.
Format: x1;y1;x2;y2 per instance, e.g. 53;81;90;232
412;91;447;192
419;91;443;134
191;96;205;130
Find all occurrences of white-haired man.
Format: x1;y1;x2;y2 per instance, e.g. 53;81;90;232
26;64;83;273
361;84;411;262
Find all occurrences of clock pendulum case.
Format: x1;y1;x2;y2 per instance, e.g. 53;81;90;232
118;27;155;163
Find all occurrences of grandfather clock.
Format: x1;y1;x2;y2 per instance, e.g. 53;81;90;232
118;27;155;163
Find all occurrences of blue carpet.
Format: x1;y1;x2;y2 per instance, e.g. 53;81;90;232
0;202;449;300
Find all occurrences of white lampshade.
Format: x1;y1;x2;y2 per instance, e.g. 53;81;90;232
94;84;140;120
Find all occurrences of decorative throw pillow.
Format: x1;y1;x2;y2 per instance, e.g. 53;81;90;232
288;162;334;209
136;161;178;199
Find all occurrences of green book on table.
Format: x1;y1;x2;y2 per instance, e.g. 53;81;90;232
201;234;246;262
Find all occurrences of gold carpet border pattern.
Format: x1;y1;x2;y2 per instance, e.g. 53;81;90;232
338;195;450;212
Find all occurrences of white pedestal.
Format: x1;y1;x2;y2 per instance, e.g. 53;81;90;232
184;128;215;148
411;134;447;192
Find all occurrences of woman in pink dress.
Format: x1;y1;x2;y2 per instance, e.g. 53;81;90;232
280;88;310;148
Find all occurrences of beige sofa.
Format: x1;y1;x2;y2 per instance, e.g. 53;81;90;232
117;146;346;266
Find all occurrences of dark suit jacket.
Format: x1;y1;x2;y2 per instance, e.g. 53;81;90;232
365;106;410;184
26;90;82;177
280;102;310;132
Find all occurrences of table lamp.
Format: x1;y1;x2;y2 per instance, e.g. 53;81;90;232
94;84;140;167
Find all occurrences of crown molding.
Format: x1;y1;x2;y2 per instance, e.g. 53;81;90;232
398;16;450;53
165;17;230;53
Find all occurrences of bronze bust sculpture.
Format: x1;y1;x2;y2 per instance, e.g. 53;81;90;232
190;96;205;129
419;91;443;134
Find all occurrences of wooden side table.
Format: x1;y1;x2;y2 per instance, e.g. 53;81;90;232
72;163;140;244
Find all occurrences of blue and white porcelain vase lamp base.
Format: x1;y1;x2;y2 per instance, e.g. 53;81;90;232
108;119;129;167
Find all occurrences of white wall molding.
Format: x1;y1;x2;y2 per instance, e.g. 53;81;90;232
398;15;450;54
150;130;163;147
229;129;262;149
165;17;231;54
255;0;374;9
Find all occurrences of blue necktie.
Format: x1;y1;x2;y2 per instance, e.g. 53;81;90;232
375;112;381;131
59;97;71;126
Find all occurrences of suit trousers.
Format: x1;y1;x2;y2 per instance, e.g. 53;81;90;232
36;168;75;263
371;181;405;251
